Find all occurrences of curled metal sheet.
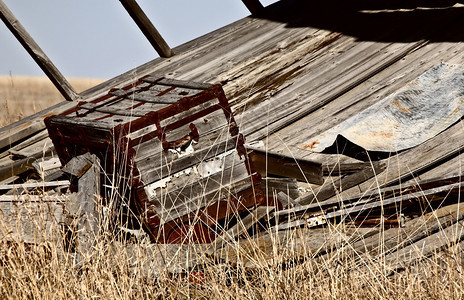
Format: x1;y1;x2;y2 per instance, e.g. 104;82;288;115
301;62;464;153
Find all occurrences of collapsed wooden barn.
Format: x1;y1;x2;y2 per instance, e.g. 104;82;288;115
2;0;464;273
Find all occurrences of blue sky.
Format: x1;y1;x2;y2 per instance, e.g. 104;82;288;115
0;0;277;79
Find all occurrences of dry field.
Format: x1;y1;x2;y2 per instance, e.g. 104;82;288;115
1;78;464;299
1;204;464;300
0;76;105;127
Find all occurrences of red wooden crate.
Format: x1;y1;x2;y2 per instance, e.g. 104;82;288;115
45;76;266;243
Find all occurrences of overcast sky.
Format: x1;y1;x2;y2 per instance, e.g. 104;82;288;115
0;0;277;79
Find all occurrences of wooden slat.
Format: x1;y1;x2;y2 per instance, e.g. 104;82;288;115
109;88;180;104
266;41;464;157
247;147;323;184
332;121;464;203
135;135;238;185
143;76;213;90
0;194;65;243
296;161;385;206
0;180;69;191
145;161;251;224
384;220;464;271
0;0;77;101
79;102;147;118
63;153;101;258
0;129;48;160
119;0;173;58
0;119;46;151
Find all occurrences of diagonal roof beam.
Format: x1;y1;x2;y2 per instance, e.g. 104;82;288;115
241;0;264;15
0;0;78;101
119;0;174;58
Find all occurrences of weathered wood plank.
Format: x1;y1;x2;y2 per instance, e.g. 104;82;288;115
0;180;69;191
0;0;77;101
0;129;48;160
247;147;323;184
277;173;464;218
296;161;385;206
0;194;66;243
135;135;239;185
119;0;173;58
0;157;37;182
219;206;273;243
266;38;464;157
109;88;180;104
0;119;46;151
146;162;251;225
332;121;464;202
384;219;464;272
63;153;101;258
142;76;214;90
9;137;54;160
79;102;147;118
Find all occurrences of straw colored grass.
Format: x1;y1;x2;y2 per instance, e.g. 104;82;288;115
0;76;105;127
1;206;464;300
1;76;464;299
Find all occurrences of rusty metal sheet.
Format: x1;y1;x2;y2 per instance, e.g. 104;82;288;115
302;63;464;152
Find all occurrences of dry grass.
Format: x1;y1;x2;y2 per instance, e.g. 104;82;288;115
1;205;464;300
1;76;464;299
0;76;105;127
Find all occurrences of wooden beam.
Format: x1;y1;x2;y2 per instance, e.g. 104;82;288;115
0;0;78;101
241;0;264;15
247;147;323;185
63;153;101;260
119;0;174;58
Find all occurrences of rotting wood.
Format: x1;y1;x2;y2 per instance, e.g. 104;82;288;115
0;180;69;191
384;219;464;272
332;121;464;202
0;119;46;151
0;194;66;243
277;173;464;218
296;161;385;206
62;153;101;258
119;0;174;58
246;147;323;184
0;0;77;101
0;157;36;182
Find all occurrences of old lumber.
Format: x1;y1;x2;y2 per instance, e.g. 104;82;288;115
0;157;36;182
62;153;101;258
384;218;464;272
296;161;385;206
119;0;174;58
0;180;69;191
333;121;464;202
276;174;464;219
0;194;66;243
350;203;464;257
246;147;323;184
